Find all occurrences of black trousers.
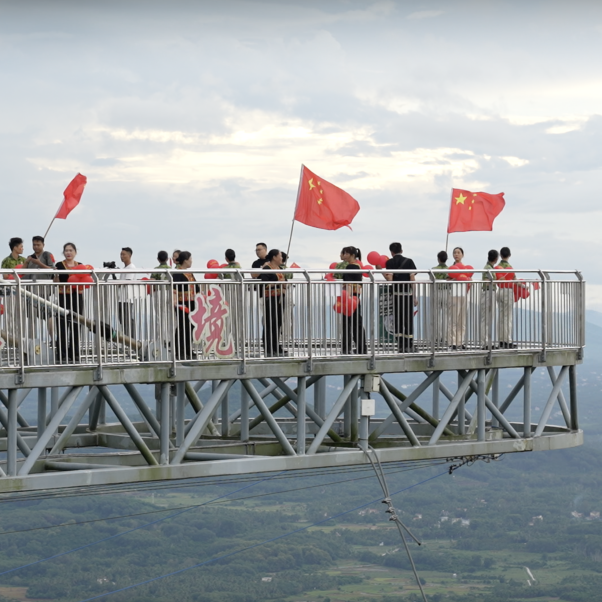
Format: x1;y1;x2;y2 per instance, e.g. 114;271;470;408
175;303;194;359
118;301;136;339
263;295;283;356
56;291;83;362
341;300;366;355
393;292;414;352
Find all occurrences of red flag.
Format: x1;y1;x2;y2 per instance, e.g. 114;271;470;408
447;188;505;234
56;173;87;219
294;166;360;230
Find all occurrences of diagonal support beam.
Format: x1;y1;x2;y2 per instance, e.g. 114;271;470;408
535;366;569;437
269;377;341;439
18;387;83;476
247;375;321;431
547;366;571;427
377;380;420;446
98;386;159;466
383;376;453;434
499;368;535;415
48;387;99;455
184;382;219;436
428;370;477;446
370;372;442;440
228;380;280;424
0;388;31;427
172;380;234;464
123;383;162;439
242;380;296;456
306;375;360;455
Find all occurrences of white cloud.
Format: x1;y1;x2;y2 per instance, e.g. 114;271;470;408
406;9;444;20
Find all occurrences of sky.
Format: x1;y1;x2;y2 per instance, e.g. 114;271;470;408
1;0;601;308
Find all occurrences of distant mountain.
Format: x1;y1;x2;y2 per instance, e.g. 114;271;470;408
586;309;602;329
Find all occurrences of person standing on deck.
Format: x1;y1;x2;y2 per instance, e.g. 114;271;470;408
432;250;449;347
480;249;499;348
386;242;417;353
496;247;517;349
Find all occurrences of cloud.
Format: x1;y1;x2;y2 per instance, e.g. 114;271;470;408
406;9;445;20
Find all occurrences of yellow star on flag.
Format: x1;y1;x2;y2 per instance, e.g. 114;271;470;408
308;179;316;190
455;193;467;205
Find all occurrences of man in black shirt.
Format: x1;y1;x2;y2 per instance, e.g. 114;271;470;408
385;242;417;353
251;242;268;277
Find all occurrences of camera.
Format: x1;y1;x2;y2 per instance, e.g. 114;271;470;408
103;261;117;269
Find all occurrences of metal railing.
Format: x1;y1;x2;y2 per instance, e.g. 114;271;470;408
0;268;585;370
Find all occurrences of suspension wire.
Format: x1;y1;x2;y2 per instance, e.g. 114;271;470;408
363;446;429;602
0;458;447;505
0;470;285;578
74;470;450;602
0;460;448;536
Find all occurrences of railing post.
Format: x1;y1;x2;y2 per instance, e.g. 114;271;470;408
92;271;103;380
167;270;176;377
539;270;547;362
303;270;313;371
14;271;25;383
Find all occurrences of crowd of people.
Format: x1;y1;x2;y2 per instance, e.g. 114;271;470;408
1;235;520;360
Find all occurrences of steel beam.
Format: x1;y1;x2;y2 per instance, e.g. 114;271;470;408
18;386;83;476
241;380;296;456
97;386;158;466
306;375;360;455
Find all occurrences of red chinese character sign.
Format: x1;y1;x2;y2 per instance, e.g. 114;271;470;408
189;285;235;358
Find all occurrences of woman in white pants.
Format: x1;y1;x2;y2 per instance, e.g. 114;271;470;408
447;247;468;350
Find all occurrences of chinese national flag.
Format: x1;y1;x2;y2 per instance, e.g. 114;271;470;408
294;166;360;230
447;188;505;234
55;173;87;219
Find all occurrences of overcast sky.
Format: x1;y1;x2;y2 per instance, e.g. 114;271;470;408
1;0;600;308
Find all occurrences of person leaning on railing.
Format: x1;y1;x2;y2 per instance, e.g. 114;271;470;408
54;242;83;363
172;251;199;360
258;249;286;357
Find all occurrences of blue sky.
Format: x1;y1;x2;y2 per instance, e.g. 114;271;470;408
1;0;600;307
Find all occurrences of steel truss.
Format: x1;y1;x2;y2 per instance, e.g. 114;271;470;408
0;350;582;492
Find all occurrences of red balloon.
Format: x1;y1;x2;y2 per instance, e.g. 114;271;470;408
329;262;338;270
141;276;152;295
204;273;218;280
325;273;336;282
219;263;228;268
206;259;219;269
380;255;389;268
367;251;381;266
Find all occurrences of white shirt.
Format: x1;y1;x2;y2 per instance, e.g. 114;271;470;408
119;263;138;300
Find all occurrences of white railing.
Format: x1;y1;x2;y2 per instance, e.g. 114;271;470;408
0;268;585;369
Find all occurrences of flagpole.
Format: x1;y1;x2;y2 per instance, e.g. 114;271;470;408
43;217;57;241
445;188;454;253
285;164;304;261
